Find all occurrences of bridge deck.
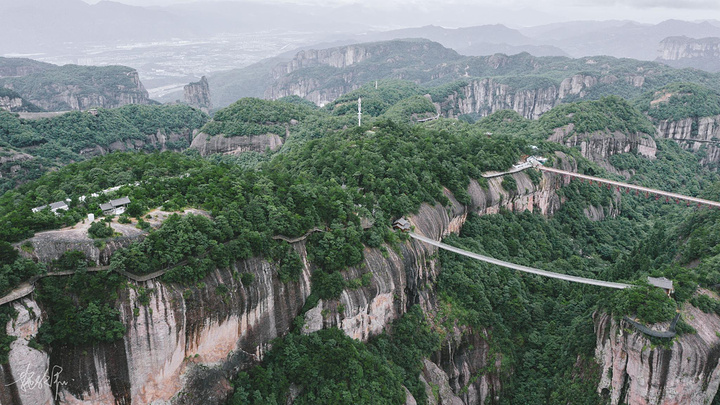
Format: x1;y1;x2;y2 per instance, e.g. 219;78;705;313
409;232;631;289
537;166;720;209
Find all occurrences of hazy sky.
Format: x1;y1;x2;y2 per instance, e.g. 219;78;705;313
80;0;720;25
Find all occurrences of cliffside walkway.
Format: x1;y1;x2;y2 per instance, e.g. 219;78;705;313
481;162;533;178
1;226;323;306
272;227;324;243
536;166;720;209
409;232;632;289
622;313;680;339
0;265;169;306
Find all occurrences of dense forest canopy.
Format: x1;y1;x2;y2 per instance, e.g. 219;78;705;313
635;82;720;122
0;104;208;192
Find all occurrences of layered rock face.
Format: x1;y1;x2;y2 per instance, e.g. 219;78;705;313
441;79;559;120
265;40;461;106
595;299;720;405
190;132;283;156
657;36;720;72
3;70;150;112
76;129;197;158
184;76;212;112
0;95;23;112
266;78;353;107
548;124;657;173
656;115;720;165
563;130;657;161
441;74;639;121
272;45;373;77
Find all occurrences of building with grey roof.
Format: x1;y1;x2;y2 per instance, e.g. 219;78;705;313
32;200;69;215
648;276;674;296
101;196;131;215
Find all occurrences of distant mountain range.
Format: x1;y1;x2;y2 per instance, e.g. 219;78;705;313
208;38;720;112
4;0;720;64
6;0;720;106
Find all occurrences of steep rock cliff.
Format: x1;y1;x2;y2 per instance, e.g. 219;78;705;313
190;132;283;156
439;74;605;120
184;76;212;113
594;297;720;405
266;78;356;107
563;130;657;162
548;125;657;172
2;69;151;112
77;129;197;158
657;36;720;72
265;40;462;106
0;96;23;112
656;115;720;166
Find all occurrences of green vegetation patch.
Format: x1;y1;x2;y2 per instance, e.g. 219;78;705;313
202;98;317;136
229;306;439;405
539;95;656;136
635;82;720;122
35;251;126;346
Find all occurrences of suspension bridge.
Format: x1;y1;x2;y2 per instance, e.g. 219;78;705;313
409;232;632;289
408;157;720;291
535;164;720;209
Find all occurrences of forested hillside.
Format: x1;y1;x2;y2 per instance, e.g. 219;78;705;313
0;105;208;192
0;58;152;111
1;77;720;404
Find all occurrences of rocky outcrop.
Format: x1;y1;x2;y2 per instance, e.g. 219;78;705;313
15;222;145;266
184;76;212;113
2;69;151;112
558;74;598;99
657;36;720;72
77;129;197;157
266;78;355;107
272;45;373;78
439;74;607;120
594;297;720;405
0;96;23;112
441;79;559;120
564;131;657;161
190;132;283;156
265;40;462;107
656;115;720;165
